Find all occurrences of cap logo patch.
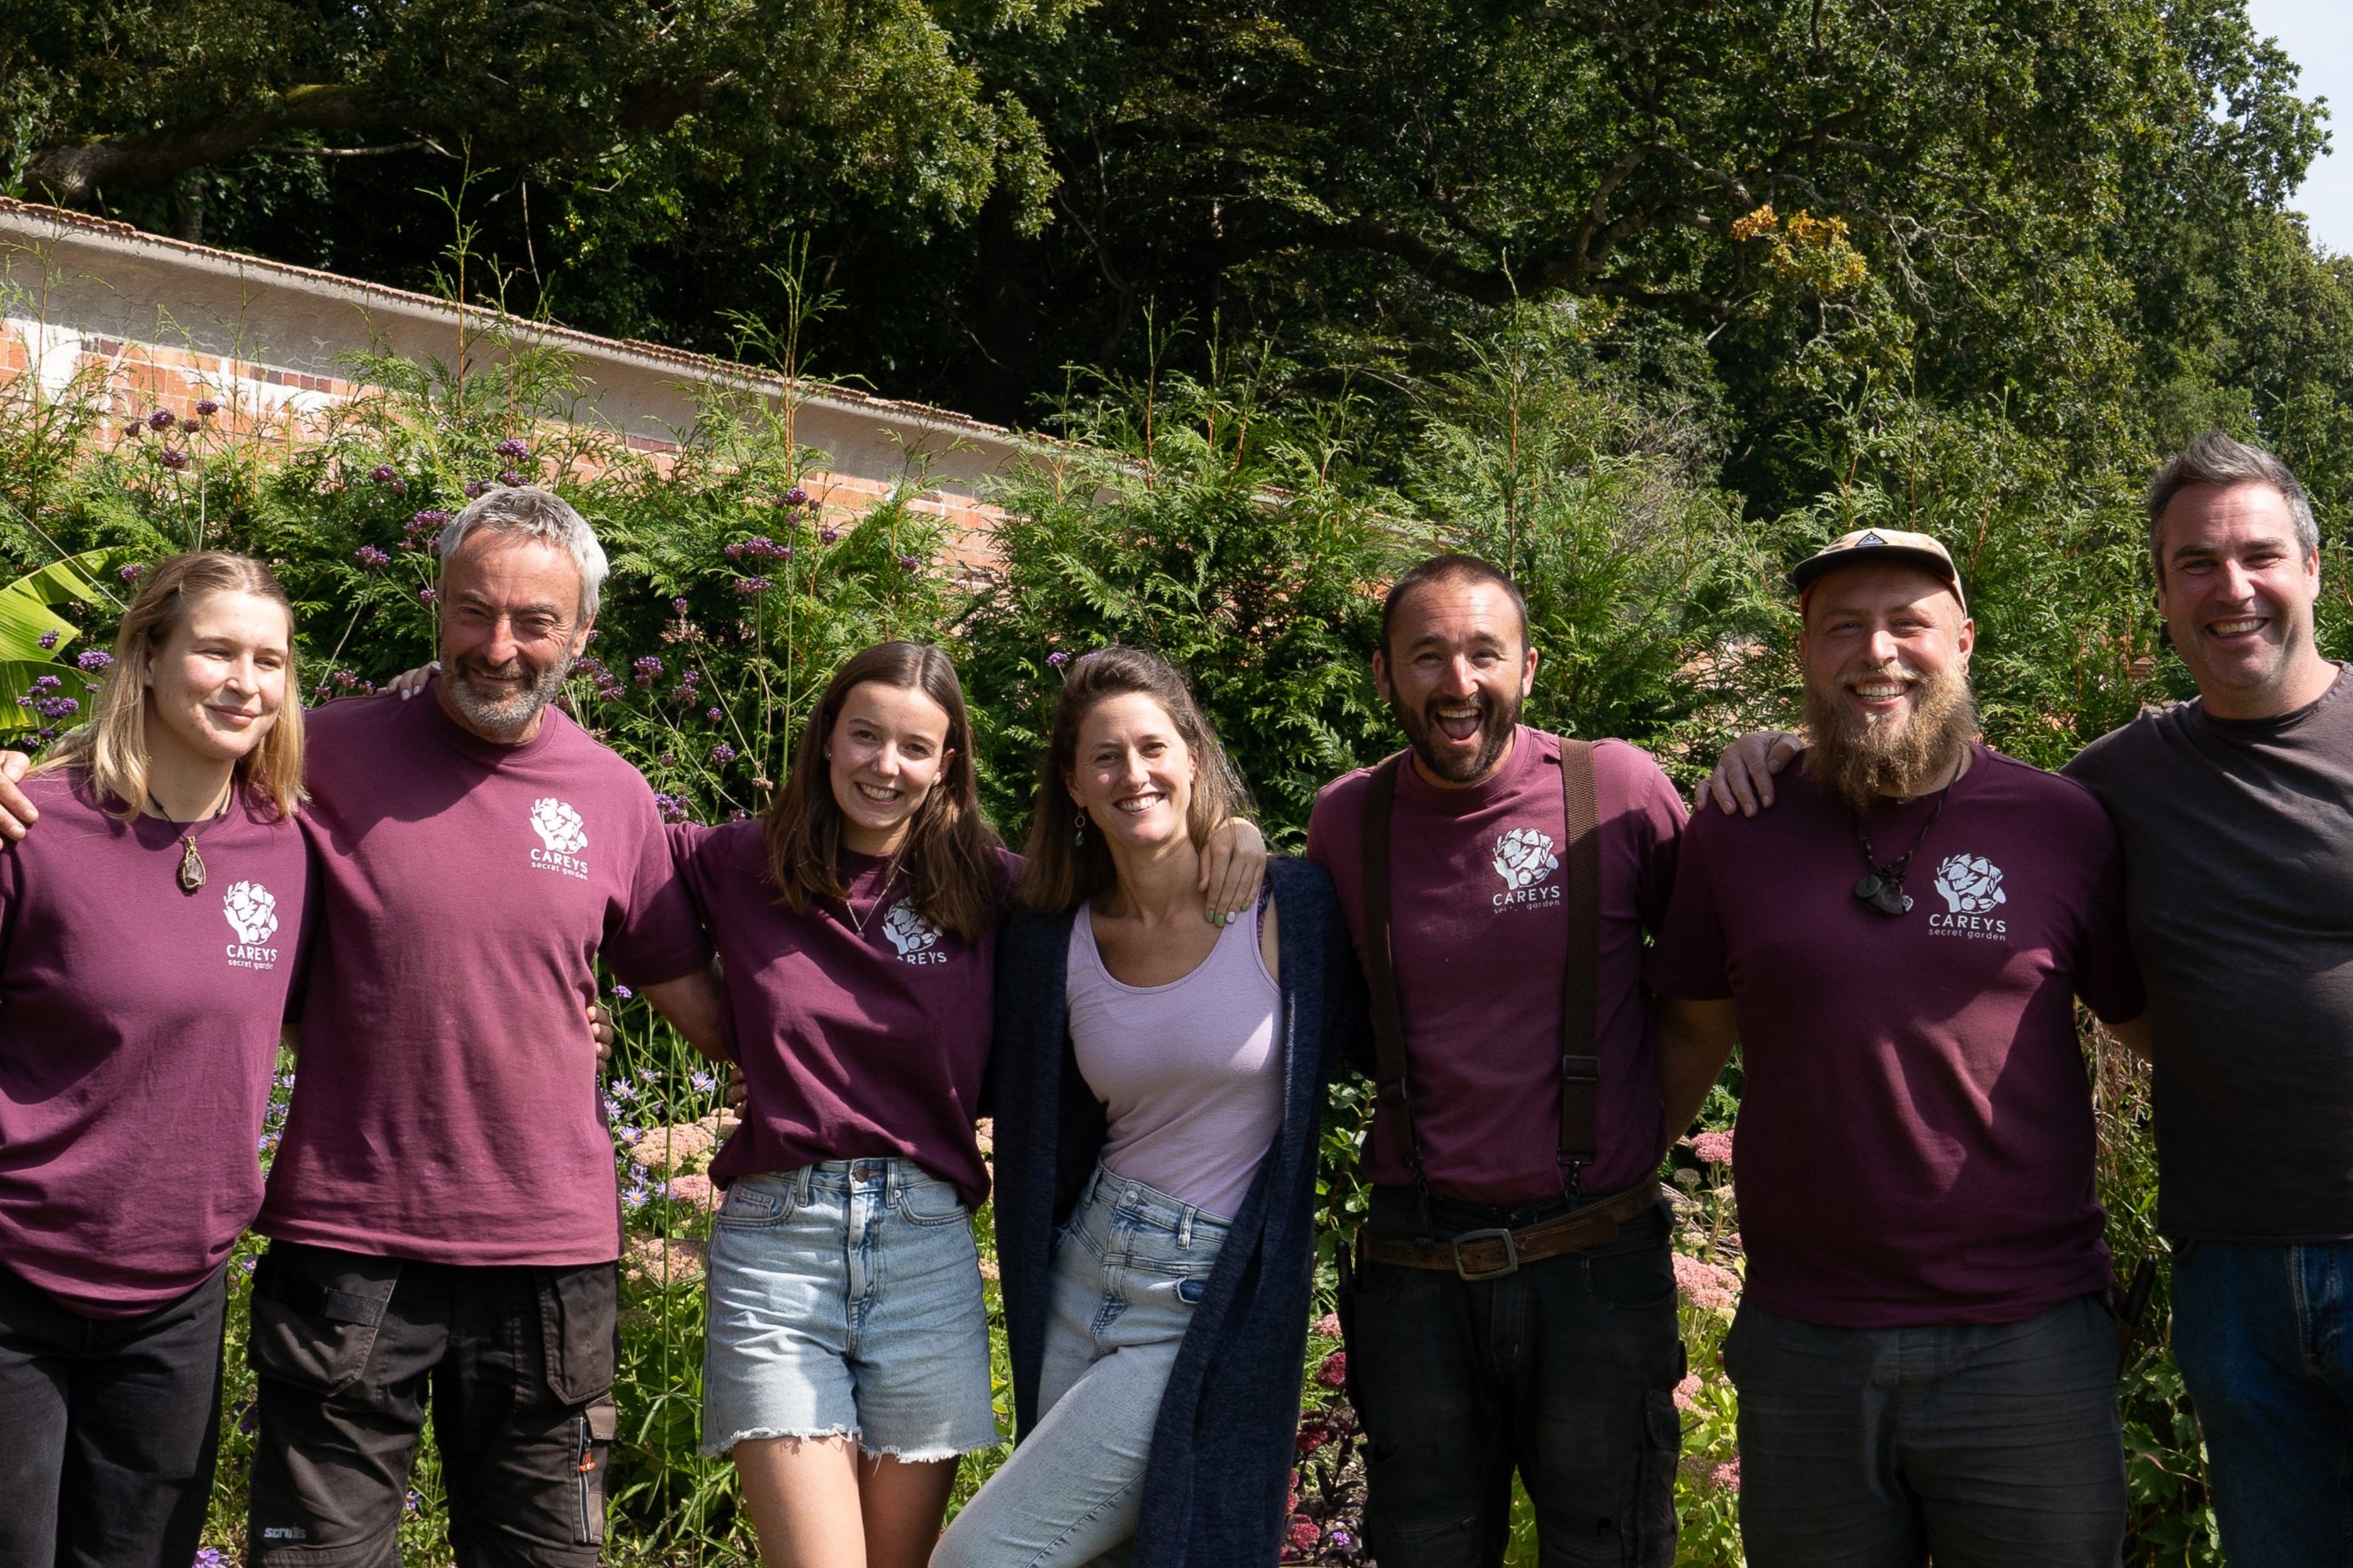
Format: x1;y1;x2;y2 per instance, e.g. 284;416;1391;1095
1855;530;1886;547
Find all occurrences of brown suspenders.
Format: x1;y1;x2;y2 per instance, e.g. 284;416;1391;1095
1359;736;1604;1199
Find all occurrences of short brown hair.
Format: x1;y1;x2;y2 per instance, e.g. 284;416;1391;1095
1016;645;1254;913
37;551;306;819
1381;553;1529;656
2147;431;2318;584
762;641;1001;945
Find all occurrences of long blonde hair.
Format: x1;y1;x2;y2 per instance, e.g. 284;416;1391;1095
35;551;307;819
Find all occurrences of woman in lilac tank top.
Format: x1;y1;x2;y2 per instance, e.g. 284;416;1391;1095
937;647;1362;1568
0;554;312;1568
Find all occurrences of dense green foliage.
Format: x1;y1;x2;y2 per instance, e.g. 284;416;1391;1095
8;1;2348;505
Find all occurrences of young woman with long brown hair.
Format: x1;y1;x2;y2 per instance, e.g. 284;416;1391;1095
937;645;1362;1568
0;552;311;1568
662;641;1264;1568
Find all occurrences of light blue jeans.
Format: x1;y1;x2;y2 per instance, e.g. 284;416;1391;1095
701;1159;997;1461
933;1165;1228;1568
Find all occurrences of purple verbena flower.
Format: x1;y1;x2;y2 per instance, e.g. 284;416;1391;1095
36;631;58;650
705;706;723;723
368;464;398;485
408;509;452;534
1047;650;1072;668
499;471;526;487
194;399;219;417
898;554;920;571
632;655;663;687
76;650;112;672
672;597;690;615
180;419;200;435
419;587;437;604
120;564;146;583
712;744;737;765
159;448;190;470
735;576;771;596
785;485;809;507
819;527;840;545
354;545;391;570
464;480;491;498
613;984;634;999
494;438;531;461
147;408;175;430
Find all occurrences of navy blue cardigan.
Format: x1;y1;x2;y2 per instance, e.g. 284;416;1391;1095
988;857;1365;1568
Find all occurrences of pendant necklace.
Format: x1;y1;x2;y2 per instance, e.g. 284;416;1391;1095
839;853;905;938
1850;764;1962;918
148;788;234;895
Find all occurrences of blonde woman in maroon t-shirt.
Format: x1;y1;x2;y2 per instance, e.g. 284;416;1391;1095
653;642;1264;1568
0;553;311;1568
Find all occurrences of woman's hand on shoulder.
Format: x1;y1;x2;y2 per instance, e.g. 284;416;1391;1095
1199;817;1266;922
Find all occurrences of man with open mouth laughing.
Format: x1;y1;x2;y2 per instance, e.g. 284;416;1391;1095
1305;554;1691;1566
1650;528;2144;1566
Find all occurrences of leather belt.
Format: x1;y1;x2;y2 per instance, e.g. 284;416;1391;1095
1358;1177;1661;1281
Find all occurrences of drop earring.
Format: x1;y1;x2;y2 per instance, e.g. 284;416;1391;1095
1073;810;1088;849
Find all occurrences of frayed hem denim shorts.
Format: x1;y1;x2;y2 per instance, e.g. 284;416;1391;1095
701;1158;999;1461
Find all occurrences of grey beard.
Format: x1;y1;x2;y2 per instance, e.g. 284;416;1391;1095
442;656;570;741
1801;665;1978;815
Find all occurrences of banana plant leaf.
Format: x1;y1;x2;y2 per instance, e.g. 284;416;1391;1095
0;549;123;661
0;550;129;736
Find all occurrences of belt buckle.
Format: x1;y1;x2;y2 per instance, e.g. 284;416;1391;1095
1450;1226;1519;1281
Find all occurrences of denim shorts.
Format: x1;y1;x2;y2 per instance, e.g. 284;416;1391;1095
701;1159;998;1461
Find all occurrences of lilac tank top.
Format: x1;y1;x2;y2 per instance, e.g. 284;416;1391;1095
1066;902;1286;1221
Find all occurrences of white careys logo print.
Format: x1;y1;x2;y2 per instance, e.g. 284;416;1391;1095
882;901;948;965
1491;827;1562;910
222;880;282;969
1928;853;2009;941
530;797;591;880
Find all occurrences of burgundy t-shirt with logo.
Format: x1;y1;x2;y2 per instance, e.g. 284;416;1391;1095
258;688;712;1266
1305;728;1686;1206
1645;745;2142;1327
0;772;310;1316
675;822;1011;1210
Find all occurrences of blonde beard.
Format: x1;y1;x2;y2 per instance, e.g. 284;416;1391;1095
1801;665;1978;816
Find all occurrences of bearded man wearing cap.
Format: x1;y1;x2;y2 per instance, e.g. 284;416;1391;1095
1649;527;2144;1566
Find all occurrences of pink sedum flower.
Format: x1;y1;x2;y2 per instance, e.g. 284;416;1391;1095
1691;1130;1735;1167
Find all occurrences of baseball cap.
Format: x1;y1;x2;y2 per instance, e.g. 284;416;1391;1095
1788;527;1967;614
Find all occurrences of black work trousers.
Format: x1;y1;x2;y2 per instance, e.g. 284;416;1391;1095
245;1241;620;1568
1339;1185;1684;1568
0;1259;228;1568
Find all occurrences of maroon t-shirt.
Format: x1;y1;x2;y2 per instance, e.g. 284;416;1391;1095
0;772;310;1316
1645;745;2143;1327
258;688;712;1266
676;822;1010;1209
1306;729;1685;1206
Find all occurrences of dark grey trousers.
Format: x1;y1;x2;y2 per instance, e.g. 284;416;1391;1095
245;1242;620;1568
1341;1186;1683;1568
0;1258;228;1568
1723;1293;2125;1568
